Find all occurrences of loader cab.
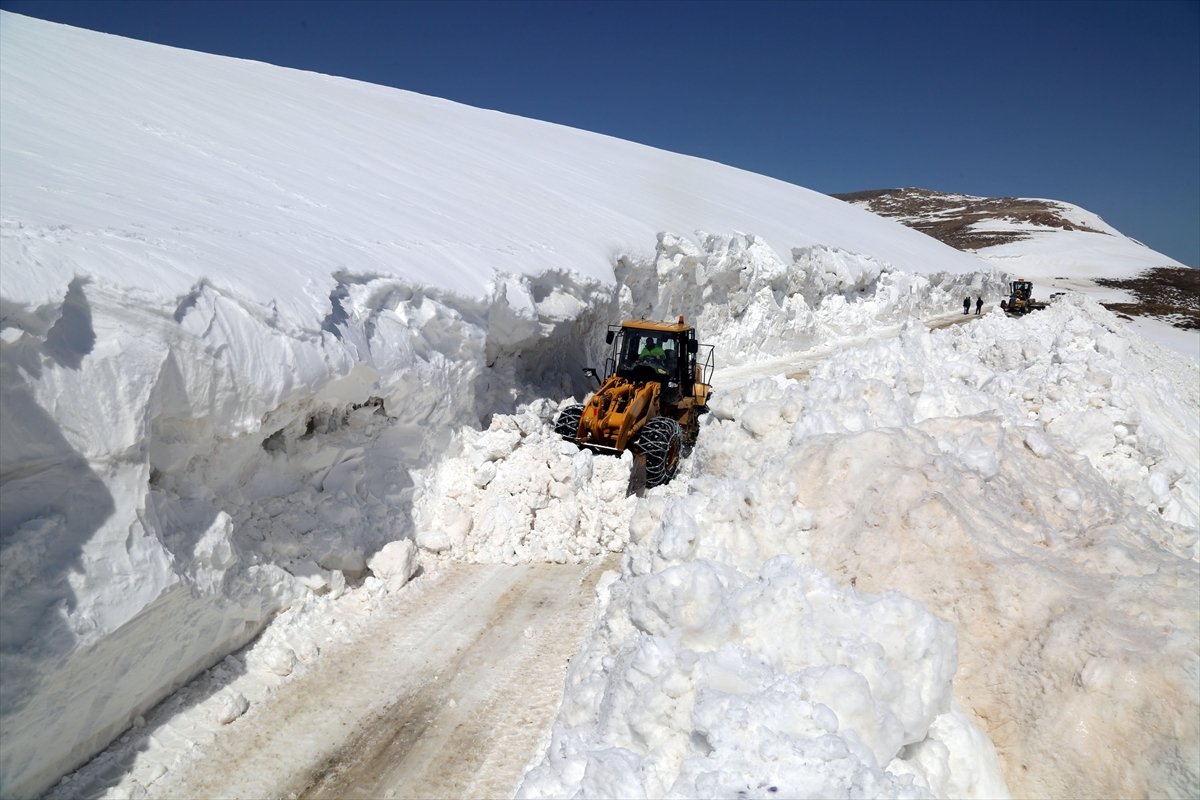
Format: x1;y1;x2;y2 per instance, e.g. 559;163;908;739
616;328;682;383
609;326;686;388
601;318;713;407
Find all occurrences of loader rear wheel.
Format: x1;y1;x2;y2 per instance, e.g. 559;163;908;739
554;404;585;441
637;417;683;487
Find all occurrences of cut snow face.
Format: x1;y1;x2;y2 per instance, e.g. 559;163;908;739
411;234;1006;565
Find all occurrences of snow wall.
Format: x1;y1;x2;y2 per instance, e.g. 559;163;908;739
4;227;1199;798
1;232;998;798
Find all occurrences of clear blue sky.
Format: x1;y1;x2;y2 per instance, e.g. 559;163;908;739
4;0;1198;267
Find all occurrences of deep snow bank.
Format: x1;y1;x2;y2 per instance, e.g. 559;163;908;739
518;556;1007;799
39;277;1196;799
509;296;1196;799
413;234;1006;563
0;266;609;797
0;223;993;797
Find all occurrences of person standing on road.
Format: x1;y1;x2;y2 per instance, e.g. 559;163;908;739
975;296;983;315
963;296;971;315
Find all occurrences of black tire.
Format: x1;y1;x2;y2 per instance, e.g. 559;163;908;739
554;404;585;441
637;416;683;487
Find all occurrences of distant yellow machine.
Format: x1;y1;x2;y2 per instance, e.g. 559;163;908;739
1000;279;1047;315
555;317;714;489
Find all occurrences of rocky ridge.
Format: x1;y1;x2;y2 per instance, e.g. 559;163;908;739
835;187;1197;330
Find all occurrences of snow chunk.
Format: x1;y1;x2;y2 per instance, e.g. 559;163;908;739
214;692;249;725
367;539;419;590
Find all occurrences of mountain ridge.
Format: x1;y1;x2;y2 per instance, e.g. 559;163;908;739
832;187;1114;250
835;186;1197;330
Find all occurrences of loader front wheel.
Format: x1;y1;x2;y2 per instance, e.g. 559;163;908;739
637;417;683;487
554;404;585;441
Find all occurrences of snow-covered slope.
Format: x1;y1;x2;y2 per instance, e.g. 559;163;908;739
2;11;1197;800
0;16;989;319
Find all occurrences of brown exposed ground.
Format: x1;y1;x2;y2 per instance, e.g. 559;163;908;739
832;187;1106;251
1096;267;1200;329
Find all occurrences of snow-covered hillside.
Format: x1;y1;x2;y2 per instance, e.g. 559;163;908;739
836;187;1198;357
833;187;1186;277
2;11;1197;800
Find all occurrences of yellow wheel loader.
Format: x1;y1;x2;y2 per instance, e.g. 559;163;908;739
555;317;714;490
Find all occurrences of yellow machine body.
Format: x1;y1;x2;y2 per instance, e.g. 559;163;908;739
577;375;660;452
1003;279;1046;315
556;316;715;490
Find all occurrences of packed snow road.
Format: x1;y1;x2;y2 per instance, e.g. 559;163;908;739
288;560;615;800
713;306;988;388
61;559;615;800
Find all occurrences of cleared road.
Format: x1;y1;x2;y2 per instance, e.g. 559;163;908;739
150;560;614;800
